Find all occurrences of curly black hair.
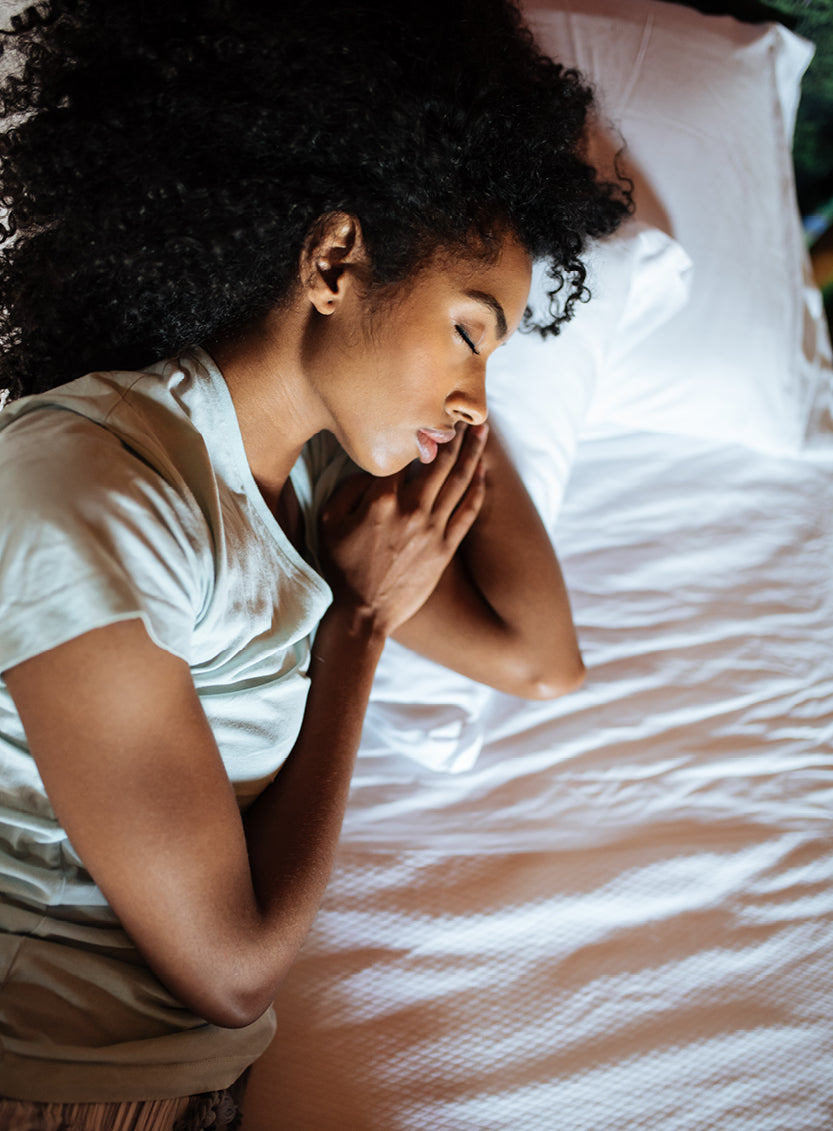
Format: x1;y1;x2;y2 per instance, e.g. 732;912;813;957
0;0;631;399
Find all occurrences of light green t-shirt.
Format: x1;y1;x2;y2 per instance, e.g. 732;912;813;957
0;348;346;1102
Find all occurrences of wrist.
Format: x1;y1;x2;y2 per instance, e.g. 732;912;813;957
317;599;388;657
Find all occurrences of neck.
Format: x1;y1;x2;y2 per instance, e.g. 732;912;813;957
208;299;327;510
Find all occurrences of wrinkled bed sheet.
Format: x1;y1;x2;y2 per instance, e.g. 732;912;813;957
244;430;833;1130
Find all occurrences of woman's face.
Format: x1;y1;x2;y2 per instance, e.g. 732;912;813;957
305;233;532;476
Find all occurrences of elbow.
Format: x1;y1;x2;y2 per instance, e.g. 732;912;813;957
199;951;300;1028
198;988;274;1031
188;979;282;1031
512;649;586;701
210;1003;272;1031
535;654;586;700
161;952;291;1031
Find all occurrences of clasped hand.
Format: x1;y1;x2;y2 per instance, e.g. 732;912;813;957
318;423;488;636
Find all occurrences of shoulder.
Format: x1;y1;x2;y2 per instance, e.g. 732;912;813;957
1;401;204;549
0;365;216;536
0;373;216;670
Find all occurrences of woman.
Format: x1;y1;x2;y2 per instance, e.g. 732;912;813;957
0;0;630;1125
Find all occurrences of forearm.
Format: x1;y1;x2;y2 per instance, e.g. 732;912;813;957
237;603;384;1014
394;426;584;697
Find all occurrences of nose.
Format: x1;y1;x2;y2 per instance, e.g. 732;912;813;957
445;375;488;426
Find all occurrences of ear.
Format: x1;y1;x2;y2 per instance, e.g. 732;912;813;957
300;212;368;315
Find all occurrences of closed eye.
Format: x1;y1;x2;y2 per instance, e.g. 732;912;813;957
455;324;480;356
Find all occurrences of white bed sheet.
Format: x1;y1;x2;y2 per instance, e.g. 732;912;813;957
243;430;833;1130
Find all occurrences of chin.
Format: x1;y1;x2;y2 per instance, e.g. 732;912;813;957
352;442;416;478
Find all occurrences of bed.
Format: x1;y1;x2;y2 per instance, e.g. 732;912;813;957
239;1;833;1126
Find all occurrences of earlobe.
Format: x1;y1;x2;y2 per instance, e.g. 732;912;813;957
300;212;367;316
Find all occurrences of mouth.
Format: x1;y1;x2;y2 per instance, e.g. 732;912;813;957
416;427;457;464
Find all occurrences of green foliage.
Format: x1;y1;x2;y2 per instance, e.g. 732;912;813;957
783;1;833;209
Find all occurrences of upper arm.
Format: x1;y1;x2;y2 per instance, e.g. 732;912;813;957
3;619;271;1027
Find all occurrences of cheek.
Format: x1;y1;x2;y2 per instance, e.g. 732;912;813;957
336;337;449;474
366;344;437;418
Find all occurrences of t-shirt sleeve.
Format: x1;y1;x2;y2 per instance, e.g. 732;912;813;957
0;408;210;673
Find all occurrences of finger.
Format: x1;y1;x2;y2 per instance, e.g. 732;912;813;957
432;422;489;522
442;457;486;551
403;424;466;504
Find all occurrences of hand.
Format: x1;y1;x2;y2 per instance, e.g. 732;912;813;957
318;423;488;636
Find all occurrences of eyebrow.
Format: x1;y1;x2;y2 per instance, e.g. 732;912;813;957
464;289;508;340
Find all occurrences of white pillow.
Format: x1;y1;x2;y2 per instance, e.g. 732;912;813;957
524;0;832;454
488;220;691;530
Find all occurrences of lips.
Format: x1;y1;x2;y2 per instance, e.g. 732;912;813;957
416;427;456;464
